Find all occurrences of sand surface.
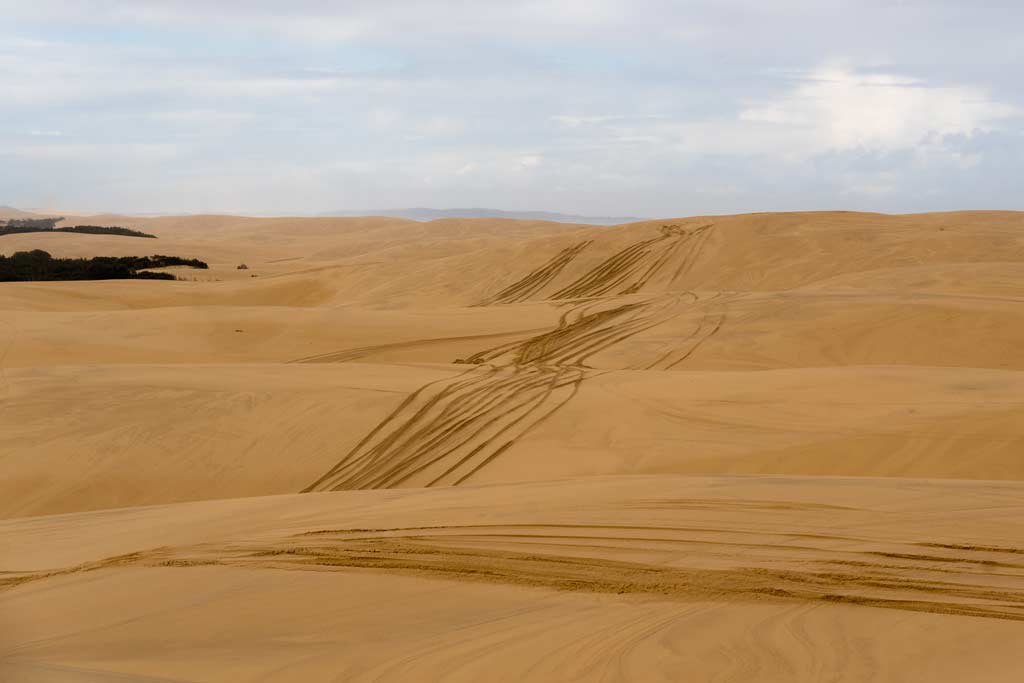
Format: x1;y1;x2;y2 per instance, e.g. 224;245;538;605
2;210;1024;680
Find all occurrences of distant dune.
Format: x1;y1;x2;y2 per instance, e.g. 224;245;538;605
0;205;51;221
321;206;642;224
3;209;1023;681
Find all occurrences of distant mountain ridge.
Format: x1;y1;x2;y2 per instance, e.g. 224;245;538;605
1;205;642;225
322;207;642;225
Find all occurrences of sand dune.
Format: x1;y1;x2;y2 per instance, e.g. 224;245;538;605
4;363;1021;519
3;476;1024;681
2;210;1023;680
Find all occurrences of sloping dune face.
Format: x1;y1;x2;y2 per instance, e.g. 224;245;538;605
4;211;1023;511
2;210;1024;681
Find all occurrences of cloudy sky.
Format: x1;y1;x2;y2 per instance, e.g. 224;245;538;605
2;1;1022;216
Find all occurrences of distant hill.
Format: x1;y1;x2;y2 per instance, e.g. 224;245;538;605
0;205;46;221
322;207;641;225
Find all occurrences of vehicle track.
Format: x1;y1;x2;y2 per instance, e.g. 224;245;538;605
289;330;548;364
303;294;705;492
303;365;585;490
459;299;664;366
477;241;593;305
246;538;1024;621
303;224;722;492
645;312;726;370
550;224;711;299
25;520;1024;623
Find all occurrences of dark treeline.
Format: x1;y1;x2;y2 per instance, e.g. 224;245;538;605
2;217;62;230
58;225;157;238
0;219;156;239
0;250;208;282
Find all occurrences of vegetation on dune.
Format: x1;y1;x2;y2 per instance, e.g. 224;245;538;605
57;225;157;238
0;217;63;231
0;218;157;239
0;250;207;282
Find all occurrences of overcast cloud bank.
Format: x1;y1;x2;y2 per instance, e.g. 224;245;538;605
1;1;1022;215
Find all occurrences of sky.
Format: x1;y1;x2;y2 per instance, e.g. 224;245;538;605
1;0;1023;217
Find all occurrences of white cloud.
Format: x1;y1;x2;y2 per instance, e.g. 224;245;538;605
368;108;402;130
0;0;632;45
150;110;254;124
551;114;667;128
417;117;465;137
5;143;182;162
739;65;1019;153
2;3;1023;215
263;16;370;43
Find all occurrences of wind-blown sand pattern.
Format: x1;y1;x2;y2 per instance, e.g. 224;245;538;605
3;210;1024;680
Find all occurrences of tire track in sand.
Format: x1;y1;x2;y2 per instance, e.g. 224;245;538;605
303;225;720;492
477;240;593;305
22;519;1024;623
